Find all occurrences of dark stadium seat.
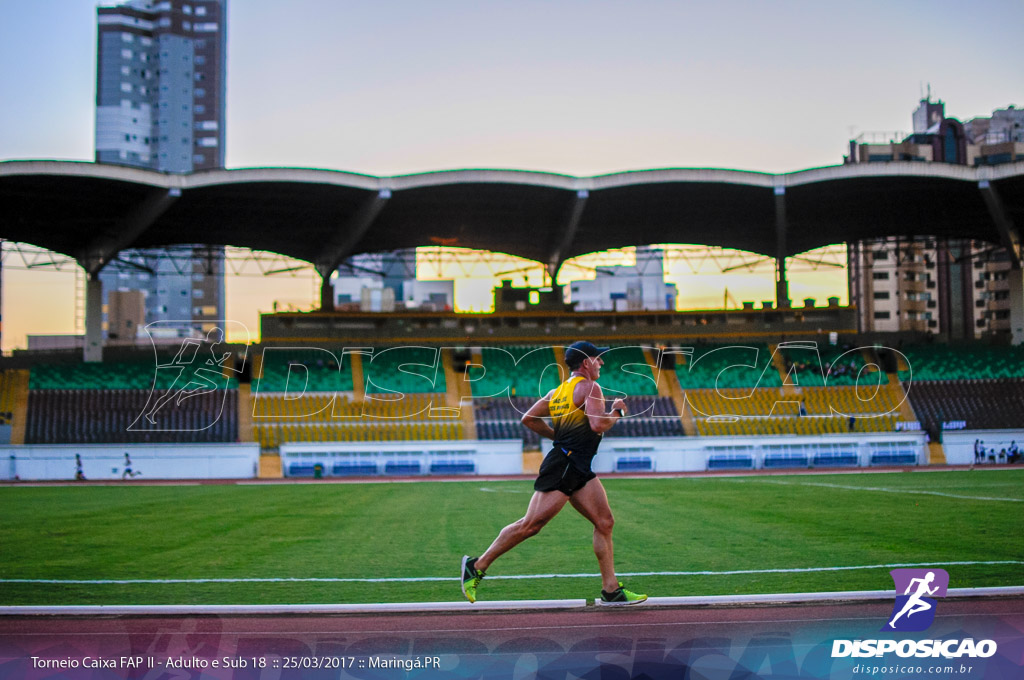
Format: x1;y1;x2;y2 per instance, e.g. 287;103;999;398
26;388;237;444
904;379;1024;432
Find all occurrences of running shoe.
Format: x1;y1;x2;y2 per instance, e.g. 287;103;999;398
461;555;485;603
598;582;647;606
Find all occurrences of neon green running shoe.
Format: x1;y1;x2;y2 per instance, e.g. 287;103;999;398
598;582;648;606
460;555;485;603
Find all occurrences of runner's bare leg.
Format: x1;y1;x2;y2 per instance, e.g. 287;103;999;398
475;490;570;572
569;478;619;592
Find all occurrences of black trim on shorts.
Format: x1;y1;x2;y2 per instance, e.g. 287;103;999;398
533;448;597;496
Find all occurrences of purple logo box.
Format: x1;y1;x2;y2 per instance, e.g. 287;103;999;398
883;568;950;632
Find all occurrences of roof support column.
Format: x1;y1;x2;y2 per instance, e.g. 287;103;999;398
76;186;180;363
84;274;103;363
315;189;391;312
318;273;336;312
978;178;1022;268
979;177;1023;344
774;185;790;308
1009;268;1024;346
77;187;181;276
546;190;589;283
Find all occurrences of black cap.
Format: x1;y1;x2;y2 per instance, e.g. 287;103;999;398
564;341;609;369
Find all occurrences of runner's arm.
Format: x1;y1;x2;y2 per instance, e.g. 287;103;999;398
580;381;626;434
521;391;556;439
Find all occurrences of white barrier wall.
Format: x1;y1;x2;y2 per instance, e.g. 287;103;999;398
280;439;523;477
543;432;928;472
939;429;1024;465
0;443;260;481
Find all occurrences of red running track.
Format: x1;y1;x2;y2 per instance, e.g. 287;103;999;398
1;597;1022;679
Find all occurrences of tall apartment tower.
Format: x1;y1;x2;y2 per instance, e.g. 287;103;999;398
94;0;227;338
846;98;1019;341
96;0;226;170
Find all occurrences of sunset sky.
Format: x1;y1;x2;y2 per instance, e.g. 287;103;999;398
0;0;1020;349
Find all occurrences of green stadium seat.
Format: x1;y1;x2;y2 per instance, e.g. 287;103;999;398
364;346;446;394
675;343;781;390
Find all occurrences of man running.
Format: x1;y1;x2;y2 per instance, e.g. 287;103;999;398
888;571;939;628
461;341;647;606
122;452;141;480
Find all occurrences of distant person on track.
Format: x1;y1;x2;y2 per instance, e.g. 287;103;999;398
74;453;86;481
122;452;141;480
461;341;647;606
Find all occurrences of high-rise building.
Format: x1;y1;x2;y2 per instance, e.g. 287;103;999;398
94;0;227;338
845;98;1019;340
95;0;226;171
964;105;1024;166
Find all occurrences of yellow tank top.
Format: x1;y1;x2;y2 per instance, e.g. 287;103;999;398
549;375;603;468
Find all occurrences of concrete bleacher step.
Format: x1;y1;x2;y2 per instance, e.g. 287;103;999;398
9;370;30;446
237;383;255;444
259;453;282;478
769;343;799;396
889;374;918;423
552;346;565;371
928;441;947;465
350;351;366;403
660;368;695;436
642;348;674;400
442;348;476;440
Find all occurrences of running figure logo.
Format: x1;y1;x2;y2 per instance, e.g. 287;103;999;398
883;568;949;632
129;321;249;432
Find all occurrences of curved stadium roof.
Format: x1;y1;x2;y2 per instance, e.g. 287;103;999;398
1;160;1022;275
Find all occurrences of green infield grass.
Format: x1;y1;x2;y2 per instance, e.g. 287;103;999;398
0;469;1021;605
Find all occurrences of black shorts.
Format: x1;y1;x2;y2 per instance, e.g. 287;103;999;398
534;449;596;496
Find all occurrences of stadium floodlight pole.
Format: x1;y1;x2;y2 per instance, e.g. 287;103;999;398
314;189;391;311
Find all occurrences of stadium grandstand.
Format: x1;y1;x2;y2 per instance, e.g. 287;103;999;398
2;334;1024;479
1;160;1023;480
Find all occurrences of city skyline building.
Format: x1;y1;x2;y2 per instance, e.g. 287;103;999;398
94;0;227;339
569;246;678;312
95;0;226;171
846;98;1020;341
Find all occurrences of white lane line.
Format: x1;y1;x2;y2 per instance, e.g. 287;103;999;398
3;561;1021;585
3;588;1022;619
748;479;1024;502
1;611;1020;634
